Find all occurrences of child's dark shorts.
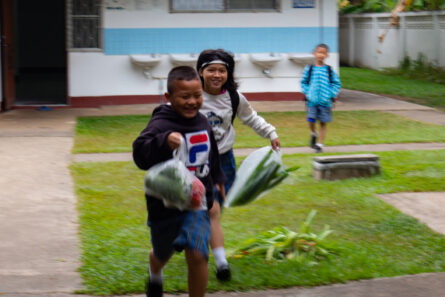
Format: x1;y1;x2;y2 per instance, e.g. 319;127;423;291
149;210;211;261
307;105;332;123
213;149;236;206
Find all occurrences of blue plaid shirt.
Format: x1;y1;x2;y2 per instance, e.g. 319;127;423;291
301;65;341;108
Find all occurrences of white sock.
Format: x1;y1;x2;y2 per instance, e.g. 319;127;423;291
149;267;163;284
316;143;324;147
212;247;228;268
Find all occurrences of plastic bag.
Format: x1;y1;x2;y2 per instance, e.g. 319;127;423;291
144;138;207;210
224;146;298;208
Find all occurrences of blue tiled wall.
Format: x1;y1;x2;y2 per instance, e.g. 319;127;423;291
104;27;338;55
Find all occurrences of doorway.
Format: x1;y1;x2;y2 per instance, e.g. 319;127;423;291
3;0;67;107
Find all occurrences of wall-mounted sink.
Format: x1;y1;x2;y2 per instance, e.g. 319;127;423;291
129;54;162;78
288;53;315;65
249;53;282;77
129;54;161;68
250;53;282;68
169;53;199;67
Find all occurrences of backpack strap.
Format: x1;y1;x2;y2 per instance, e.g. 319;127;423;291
227;89;240;124
304;65;314;85
327;65;333;84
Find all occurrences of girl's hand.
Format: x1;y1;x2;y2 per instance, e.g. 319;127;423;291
271;138;281;151
167;132;182;150
215;183;226;201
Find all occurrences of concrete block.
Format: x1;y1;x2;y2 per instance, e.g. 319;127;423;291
313;154;381;181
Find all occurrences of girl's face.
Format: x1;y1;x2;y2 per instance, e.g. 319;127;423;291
199;63;228;95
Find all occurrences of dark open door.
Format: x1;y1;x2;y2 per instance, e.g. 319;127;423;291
1;0;15;111
15;0;67;105
1;0;67;109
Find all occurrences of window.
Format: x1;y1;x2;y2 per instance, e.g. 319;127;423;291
68;0;101;50
171;0;280;12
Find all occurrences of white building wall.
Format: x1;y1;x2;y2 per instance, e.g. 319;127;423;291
69;0;339;99
340;11;445;70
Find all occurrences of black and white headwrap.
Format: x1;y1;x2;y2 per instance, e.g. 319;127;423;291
200;59;229;70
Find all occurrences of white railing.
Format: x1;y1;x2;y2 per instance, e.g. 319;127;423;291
339;11;445;69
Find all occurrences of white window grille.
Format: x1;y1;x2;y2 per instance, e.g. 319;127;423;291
68;0;102;50
171;0;280;12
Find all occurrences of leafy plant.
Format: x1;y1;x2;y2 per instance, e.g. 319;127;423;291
225;147;300;208
230;210;334;265
383;54;445;85
338;0;445;13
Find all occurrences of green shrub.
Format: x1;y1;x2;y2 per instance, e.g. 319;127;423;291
384;54;445;85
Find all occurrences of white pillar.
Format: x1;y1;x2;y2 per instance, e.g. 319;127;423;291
433;12;440;65
348;16;354;66
372;15;379;69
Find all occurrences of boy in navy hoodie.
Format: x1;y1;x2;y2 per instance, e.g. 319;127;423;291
133;66;225;297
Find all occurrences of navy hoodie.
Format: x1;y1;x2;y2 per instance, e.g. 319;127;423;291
133;104;225;222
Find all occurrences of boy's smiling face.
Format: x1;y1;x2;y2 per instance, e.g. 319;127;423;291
314;46;329;65
165;79;203;119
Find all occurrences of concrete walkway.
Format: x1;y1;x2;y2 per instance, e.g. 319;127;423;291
72;142;445;162
1;89;445;297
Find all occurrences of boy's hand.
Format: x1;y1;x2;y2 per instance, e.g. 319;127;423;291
271;138;281;151
167;132;182;150
215;183;226;201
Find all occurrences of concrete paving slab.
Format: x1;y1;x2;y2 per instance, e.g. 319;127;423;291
0;137;82;294
2;271;445;297
335;90;435;111
115;272;445;297
378;192;445;235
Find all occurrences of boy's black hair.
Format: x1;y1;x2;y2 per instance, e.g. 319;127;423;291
167;66;200;95
314;43;329;52
196;49;239;93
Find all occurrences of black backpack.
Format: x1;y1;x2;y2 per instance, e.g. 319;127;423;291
227;89;240;124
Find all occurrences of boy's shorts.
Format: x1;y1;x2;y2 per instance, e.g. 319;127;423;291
149;210;210;261
214;149;236;206
307;105;332;123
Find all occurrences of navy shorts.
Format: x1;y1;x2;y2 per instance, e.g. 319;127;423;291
307;105;332;123
149;210;211;261
214;149;236;206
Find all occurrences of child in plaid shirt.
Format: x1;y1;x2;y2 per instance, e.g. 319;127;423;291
301;44;341;153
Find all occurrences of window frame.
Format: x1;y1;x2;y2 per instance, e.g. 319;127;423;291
169;0;281;13
67;0;103;52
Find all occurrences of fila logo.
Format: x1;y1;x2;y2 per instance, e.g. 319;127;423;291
185;131;210;167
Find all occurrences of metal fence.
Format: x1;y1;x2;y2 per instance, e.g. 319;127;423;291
339;11;445;69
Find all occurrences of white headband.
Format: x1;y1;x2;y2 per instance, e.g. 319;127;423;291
200;59;228;69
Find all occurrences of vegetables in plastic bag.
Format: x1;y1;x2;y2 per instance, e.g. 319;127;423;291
224;146;299;208
144;139;206;210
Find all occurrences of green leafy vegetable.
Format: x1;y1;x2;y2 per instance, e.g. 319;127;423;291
230;210;334;264
225;147;299;207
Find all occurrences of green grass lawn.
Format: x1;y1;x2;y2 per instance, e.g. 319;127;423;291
72;111;445;153
71;149;445;295
340;67;445;111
